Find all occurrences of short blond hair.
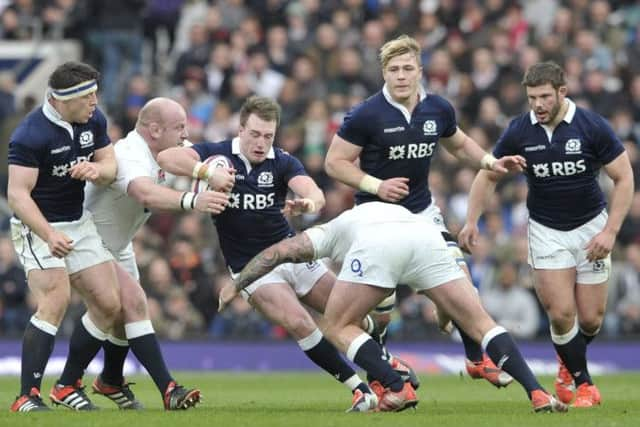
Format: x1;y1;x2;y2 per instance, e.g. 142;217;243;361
379;35;421;70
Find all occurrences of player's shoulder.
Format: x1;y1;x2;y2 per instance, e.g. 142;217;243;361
572;105;607;127
419;93;453;109
505;111;534;133
11;107;51;146
347;91;386;118
87;107;108;129
273;146;304;166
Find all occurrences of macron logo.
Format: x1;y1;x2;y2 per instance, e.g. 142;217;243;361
51;146;71;155
383;126;405;133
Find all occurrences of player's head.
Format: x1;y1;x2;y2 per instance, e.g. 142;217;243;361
136;97;188;151
238;96;281;164
522;61;567;124
48;61;100;124
379;35;422;103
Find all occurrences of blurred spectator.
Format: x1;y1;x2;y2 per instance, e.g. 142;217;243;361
246;46;285;99
143;0;184;73
86;0;145;112
169;238;217;325
209;275;270;339
481;262;541;339
1;0;40;40
614;244;640;335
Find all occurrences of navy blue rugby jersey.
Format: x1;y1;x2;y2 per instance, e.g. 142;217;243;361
337;86;457;213
7;103;110;222
493;99;624;231
191;138;307;272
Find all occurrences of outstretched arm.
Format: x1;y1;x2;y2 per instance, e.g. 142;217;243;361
218;233;316;310
440;128;526;174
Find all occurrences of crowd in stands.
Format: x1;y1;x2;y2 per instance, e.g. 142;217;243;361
1;0;640;341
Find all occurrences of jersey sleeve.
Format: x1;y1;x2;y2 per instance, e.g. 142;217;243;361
7;130;46;168
591;113;625;165
304;224;332;259
438;96;458;138
493;121;519;157
112;149;154;194
92;109;111;149
281;151;308;182
336;103;370;147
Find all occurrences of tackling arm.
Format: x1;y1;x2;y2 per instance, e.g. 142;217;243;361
234;233;316;291
218;233;316;311
126;176;228;213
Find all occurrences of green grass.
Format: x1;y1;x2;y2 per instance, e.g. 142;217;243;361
1;372;638;427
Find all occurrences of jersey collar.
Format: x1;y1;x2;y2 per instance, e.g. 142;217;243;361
529;98;576;125
231;137;275;174
382;84;427;123
42;94;75;139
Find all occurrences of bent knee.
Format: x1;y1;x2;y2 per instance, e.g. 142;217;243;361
579;317;603;335
284;313;317;339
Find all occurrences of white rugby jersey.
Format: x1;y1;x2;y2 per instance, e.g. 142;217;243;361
84;130;174;253
305;202;431;262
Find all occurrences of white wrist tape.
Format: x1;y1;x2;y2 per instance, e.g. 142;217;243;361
359;175;382;195
180;192;198;210
480;154;497;171
192;161;211;180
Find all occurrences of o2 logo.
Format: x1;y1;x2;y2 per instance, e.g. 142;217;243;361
350;259;363;277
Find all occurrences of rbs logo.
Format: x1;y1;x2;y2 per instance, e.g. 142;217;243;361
532;159;586;178
228;192;275;210
51;153;95;177
388;142;435;160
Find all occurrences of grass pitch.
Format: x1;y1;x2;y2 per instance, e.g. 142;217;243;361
1;372;638;427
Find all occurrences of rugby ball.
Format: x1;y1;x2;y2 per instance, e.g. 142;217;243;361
191;154;234;193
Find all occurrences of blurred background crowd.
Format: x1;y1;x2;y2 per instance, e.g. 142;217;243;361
1;0;640;342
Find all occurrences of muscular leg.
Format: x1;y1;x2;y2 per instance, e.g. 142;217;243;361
250;281;367;393
576;282;608;343
113;263;173;394
20;268;70;395
322;280;405;392
534;268;593;386
58;261;121;386
425;277;543;399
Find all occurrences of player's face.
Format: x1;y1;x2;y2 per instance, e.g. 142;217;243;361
526;83;567;124
159;108;188;150
238;113;277;164
60;91;98;123
382;53;422;103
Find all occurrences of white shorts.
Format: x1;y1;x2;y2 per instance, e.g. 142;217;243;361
527;210;611;284
337;223;466;291
231;260;329;301
416;202;465;265
10;211;114;275
112;242;140;281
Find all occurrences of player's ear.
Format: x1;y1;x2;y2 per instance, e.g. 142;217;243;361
558;85;568;97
